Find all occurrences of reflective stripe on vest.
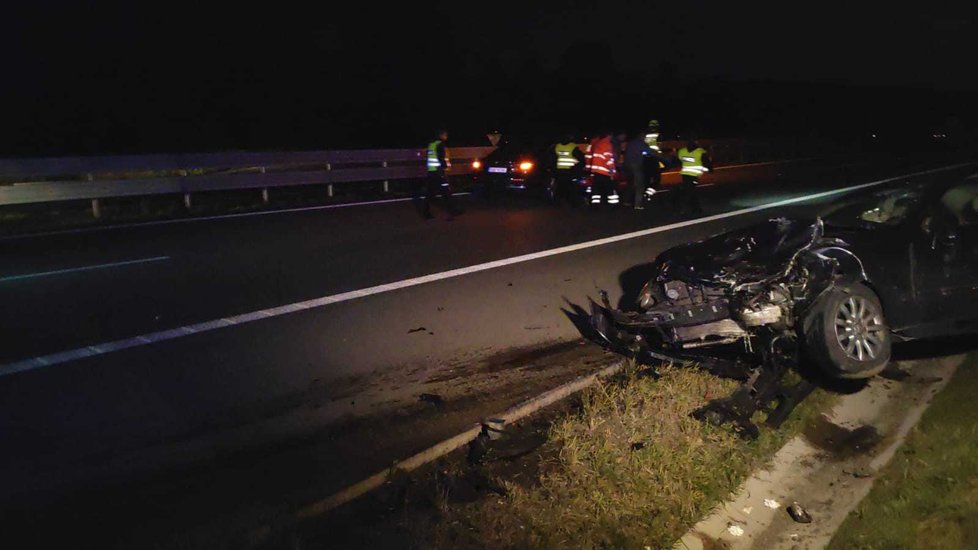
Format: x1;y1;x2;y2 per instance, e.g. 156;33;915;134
678;147;708;177
554;142;579;169
427;140;444;172
644;132;659;151
586;138;615;176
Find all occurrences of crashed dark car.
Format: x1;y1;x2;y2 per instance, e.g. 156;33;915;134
591;176;978;432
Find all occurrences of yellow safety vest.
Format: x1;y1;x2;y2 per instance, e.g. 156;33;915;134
678;147;708;177
427;140;448;172
554;142;579;170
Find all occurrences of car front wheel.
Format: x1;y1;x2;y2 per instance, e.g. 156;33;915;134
802;283;891;379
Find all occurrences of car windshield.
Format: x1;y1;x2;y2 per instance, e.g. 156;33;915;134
823;185;927;228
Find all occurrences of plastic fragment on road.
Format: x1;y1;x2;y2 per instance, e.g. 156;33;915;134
764;498;780;509
727;525;745;537
787;502;813;523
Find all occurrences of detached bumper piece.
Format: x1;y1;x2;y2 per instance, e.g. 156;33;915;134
590;292;815;439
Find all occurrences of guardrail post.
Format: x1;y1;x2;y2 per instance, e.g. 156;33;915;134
184;192;192;210
326;163;333;198
91;199;101;219
259;167;268;203
382;161;389;193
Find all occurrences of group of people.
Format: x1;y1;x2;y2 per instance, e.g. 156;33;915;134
551;123;712;215
419;124;713;221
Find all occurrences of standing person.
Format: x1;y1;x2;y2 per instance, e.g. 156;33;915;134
676;138;712;216
624;130;668;210
552;134;585;205
644;118;665;192
585;130;618;206
422;129;458;220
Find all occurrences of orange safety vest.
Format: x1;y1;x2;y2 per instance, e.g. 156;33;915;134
585;136;615;177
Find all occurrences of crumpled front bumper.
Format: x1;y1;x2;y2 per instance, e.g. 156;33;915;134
589;289;744;352
589;293;668;350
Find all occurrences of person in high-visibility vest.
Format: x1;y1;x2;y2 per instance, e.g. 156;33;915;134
422;129;458;220
551;134;585;205
644;119;661;152
585;131;619;206
675;138;712;216
643;118;665;192
624;129;668;210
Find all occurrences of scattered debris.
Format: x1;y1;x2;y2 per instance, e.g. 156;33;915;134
630;441;646;451
764;498;781;510
419;393;444;406
787;502;813;523
467;431;490;465
636;368;660;379
727;524;745;537
742;506;753;515
408;327;427;334
483;419;506;441
843;468;873;479
790;533;800;542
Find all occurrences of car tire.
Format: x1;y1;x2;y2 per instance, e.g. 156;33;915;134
801;283;891;379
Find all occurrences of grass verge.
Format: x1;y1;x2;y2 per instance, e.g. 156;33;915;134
828;356;978;550
324;362;831;550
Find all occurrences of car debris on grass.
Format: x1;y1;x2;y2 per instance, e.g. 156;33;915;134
301;361;831;549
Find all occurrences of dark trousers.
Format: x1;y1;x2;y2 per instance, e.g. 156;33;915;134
626;164;645;206
590;174;614;204
421;171;456;218
677;175;702;215
554;170;578;205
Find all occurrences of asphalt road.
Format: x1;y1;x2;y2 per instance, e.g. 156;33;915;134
0;154;974;545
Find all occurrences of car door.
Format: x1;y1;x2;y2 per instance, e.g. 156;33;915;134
914;181;978;332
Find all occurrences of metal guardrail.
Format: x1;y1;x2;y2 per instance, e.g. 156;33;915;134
0;146;496;216
0;138;809;218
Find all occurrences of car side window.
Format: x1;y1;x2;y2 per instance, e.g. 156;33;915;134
939;183;978;227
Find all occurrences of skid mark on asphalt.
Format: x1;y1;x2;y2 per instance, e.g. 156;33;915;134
0;163;970;377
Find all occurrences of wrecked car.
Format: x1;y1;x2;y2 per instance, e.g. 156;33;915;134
591;176;978;434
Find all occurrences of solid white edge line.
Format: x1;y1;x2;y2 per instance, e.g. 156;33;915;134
0;163;970;376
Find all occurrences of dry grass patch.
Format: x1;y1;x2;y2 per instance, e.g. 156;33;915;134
422;362;830;549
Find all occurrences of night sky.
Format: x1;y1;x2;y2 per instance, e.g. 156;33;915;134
4;2;976;156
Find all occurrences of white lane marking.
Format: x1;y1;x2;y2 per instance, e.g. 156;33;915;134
0;193;473;241
0;256;170;283
0;159;805;242
0;163;969;377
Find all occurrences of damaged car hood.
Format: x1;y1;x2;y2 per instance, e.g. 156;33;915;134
658;218;823;285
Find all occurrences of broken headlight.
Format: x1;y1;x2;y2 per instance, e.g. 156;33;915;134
638;281;656;309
